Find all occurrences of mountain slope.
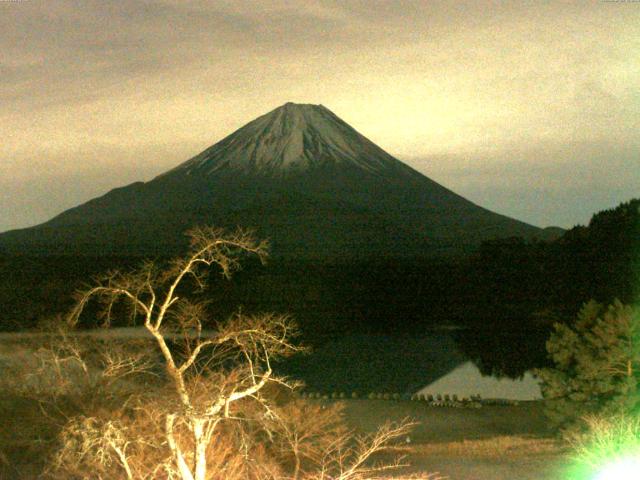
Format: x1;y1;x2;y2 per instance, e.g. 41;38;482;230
0;103;547;258
164;102;410;177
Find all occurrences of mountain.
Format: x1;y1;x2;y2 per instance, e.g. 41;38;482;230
0;103;550;258
163;102;407;177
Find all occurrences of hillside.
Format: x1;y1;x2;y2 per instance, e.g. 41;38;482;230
0;103;547;258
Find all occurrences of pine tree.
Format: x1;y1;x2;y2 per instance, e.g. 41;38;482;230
536;300;640;431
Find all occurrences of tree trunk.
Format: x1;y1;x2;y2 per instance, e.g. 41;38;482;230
112;445;134;480
166;414;195;480
293;445;301;480
193;419;208;480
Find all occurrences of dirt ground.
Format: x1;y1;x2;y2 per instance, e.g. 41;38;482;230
337;399;571;480
400;439;568;480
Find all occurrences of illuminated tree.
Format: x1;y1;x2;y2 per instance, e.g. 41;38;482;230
536;300;640;431
59;226;300;479
12;226;430;480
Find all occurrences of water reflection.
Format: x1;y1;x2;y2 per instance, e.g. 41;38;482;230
278;326;550;394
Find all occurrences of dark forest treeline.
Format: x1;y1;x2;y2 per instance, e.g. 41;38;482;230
473;198;639;317
456;198;639;376
1;199;638;377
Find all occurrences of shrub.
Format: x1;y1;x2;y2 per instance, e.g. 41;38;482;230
536;300;640;431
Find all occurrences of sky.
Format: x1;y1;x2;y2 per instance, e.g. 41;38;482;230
1;0;639;232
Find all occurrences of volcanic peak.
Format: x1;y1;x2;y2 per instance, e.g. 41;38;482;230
167;102;407;178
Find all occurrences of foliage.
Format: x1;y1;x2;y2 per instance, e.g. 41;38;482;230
3;226;430;479
548;198;640;310
536;300;640;431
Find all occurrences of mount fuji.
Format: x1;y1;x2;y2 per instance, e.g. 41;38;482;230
0;103;548;258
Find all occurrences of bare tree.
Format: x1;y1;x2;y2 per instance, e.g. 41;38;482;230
265;400;348;479
3;226;442;479
265;402;439;480
62;226;304;480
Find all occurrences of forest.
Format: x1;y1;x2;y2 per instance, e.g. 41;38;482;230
1;199;638;383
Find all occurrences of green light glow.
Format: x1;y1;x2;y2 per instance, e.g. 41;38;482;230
564;415;640;480
593;457;640;480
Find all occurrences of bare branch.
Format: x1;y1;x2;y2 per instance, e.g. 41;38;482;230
12;226;434;480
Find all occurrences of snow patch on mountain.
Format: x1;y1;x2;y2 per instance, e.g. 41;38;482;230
166;102;411;178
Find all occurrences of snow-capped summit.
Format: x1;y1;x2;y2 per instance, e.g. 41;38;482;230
168;102;409;177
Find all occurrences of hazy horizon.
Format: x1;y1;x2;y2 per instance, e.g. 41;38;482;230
2;1;639;232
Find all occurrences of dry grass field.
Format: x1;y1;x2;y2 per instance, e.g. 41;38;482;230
1;336;571;479
398;437;567;479
337;399;570;480
2;389;573;479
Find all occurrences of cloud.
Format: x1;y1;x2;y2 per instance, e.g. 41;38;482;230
410;141;640;228
1;0;639;230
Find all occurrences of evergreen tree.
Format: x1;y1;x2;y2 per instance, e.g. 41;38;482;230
536;300;640;431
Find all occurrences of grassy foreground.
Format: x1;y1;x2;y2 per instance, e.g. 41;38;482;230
2;395;572;479
332;399;570;480
2;339;573;480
